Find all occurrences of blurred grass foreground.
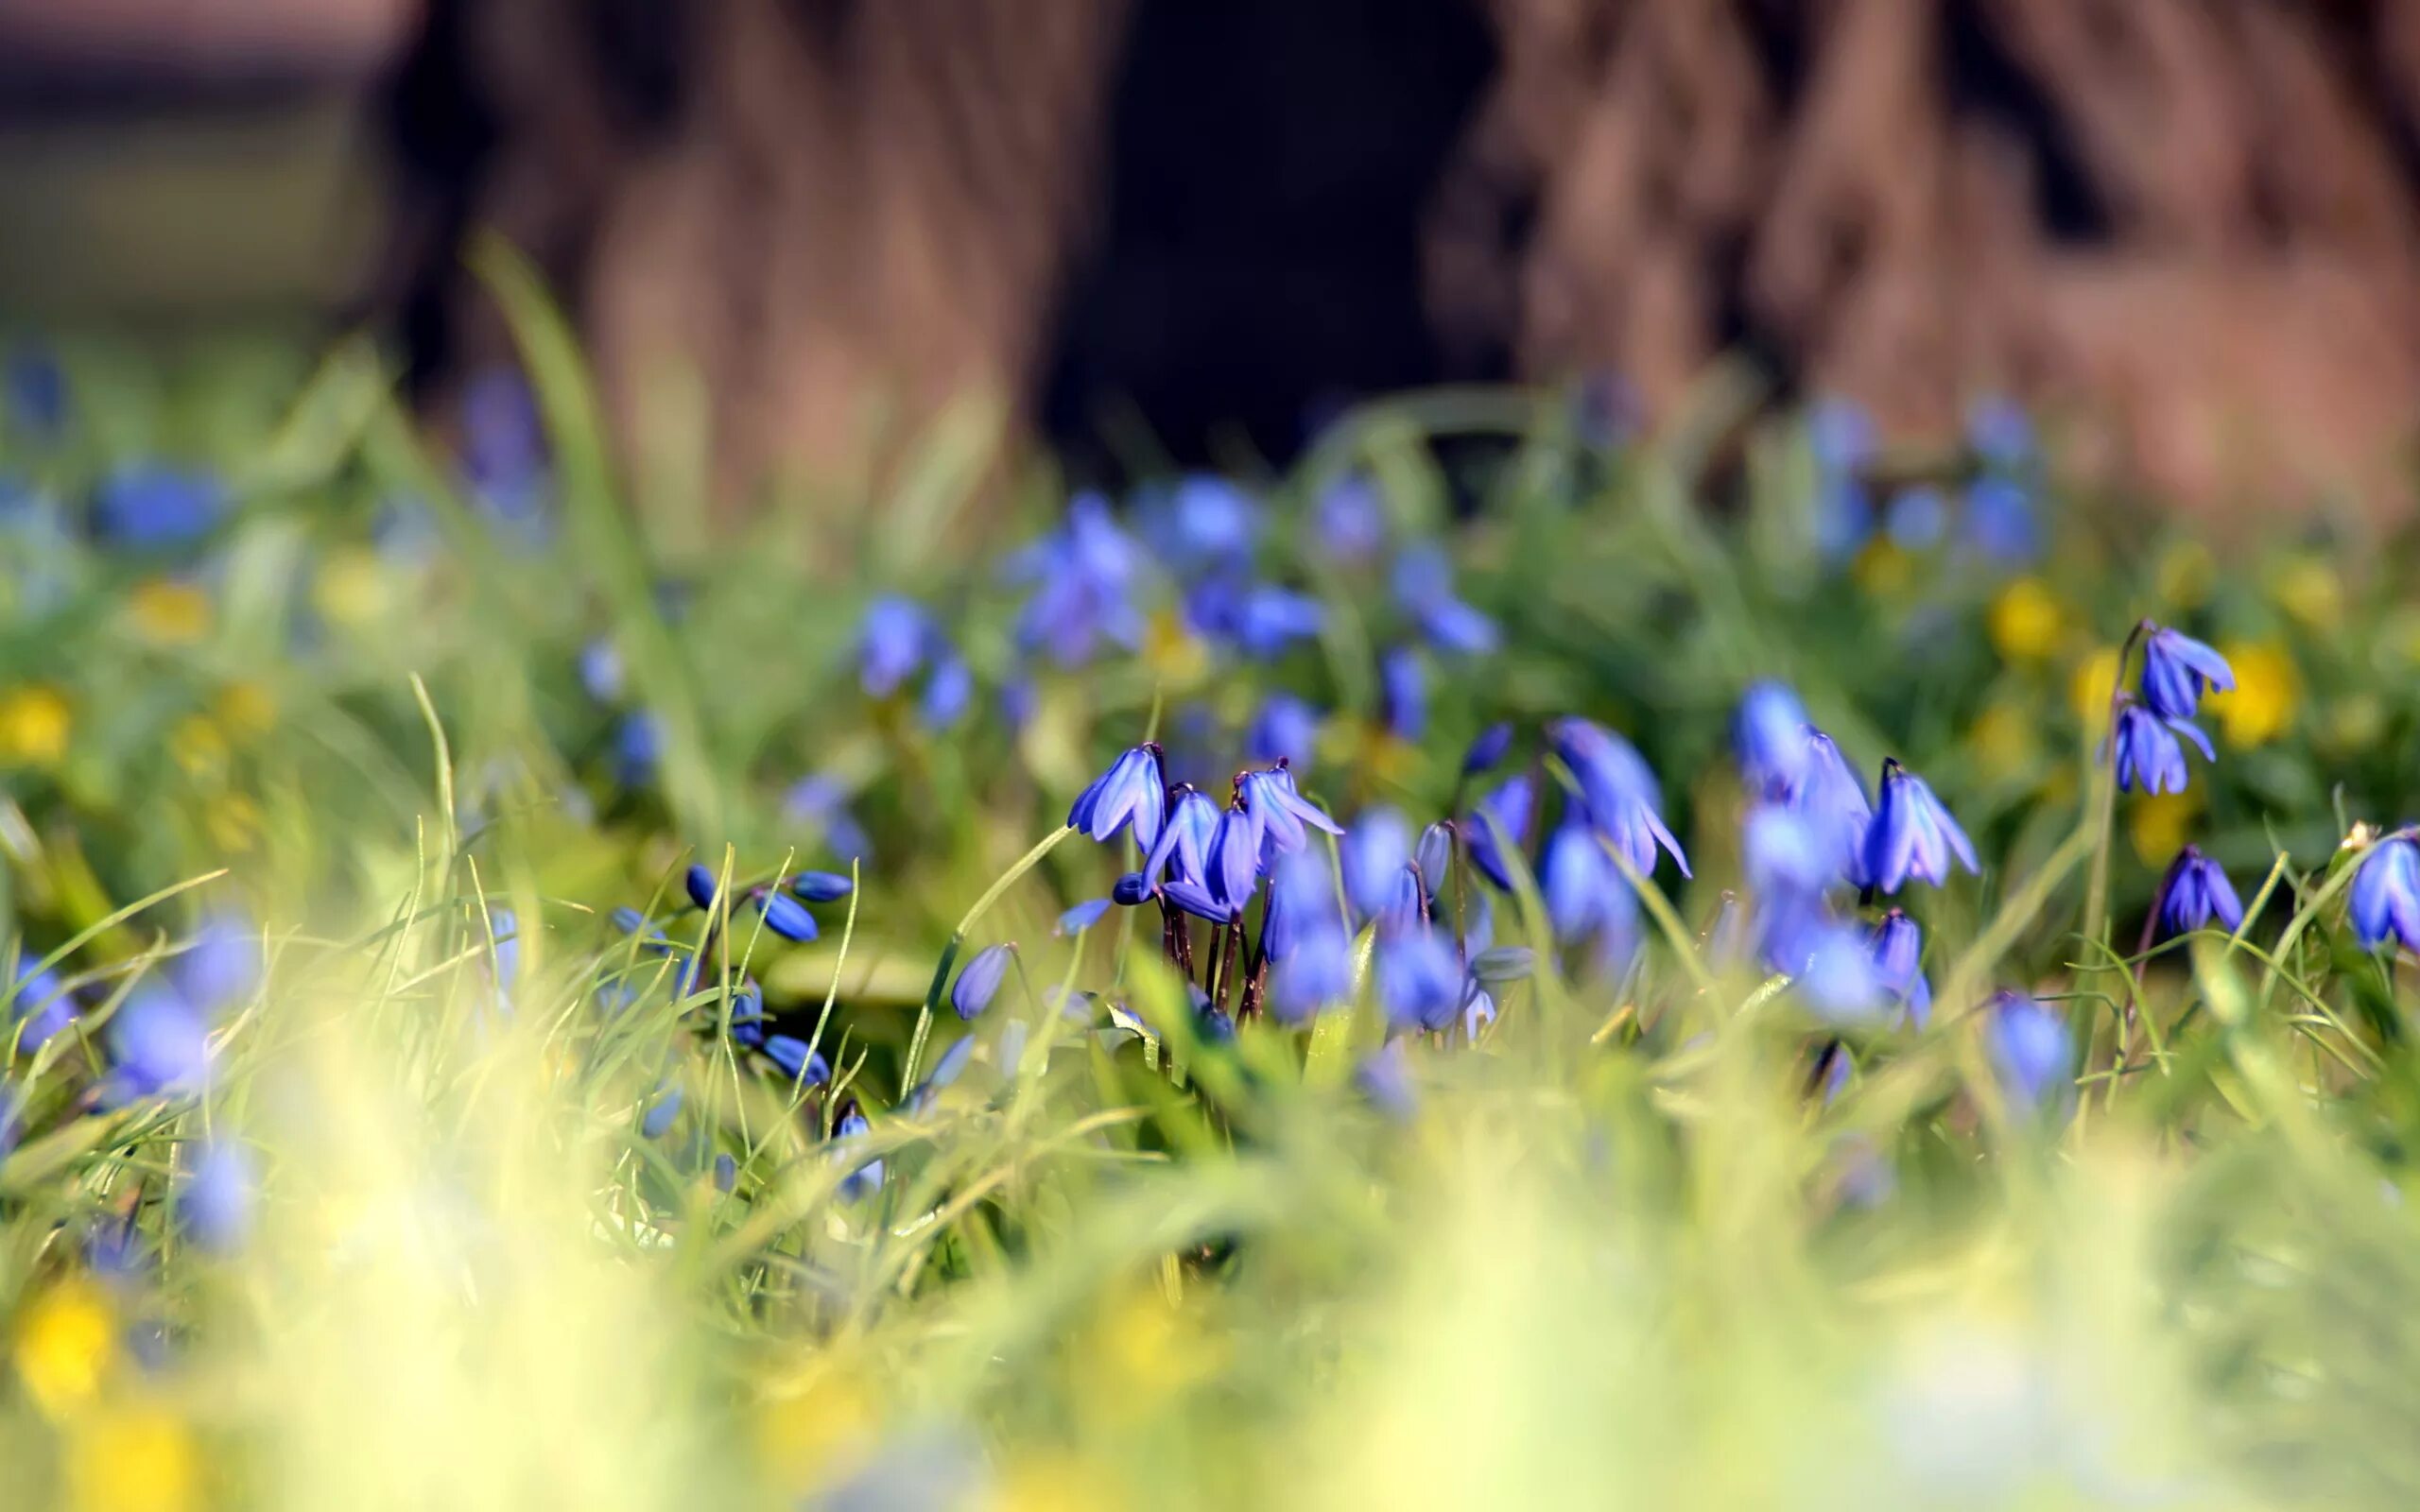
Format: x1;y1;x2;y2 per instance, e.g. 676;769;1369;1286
9;258;2420;1510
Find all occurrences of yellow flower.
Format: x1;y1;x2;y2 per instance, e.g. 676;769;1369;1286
1853;539;1912;597
755;1373;876;1488
215;680;277;740
203;793;261;855
65;1397;198;1512
1966;700;2040;782
1141;609;1210;691
14;1277;118;1418
2129;790;2200;866
1076;1280;1224;1424
2069;648;2120;732
2206;641;2298;748
127;579;212;647
995;1452;1121;1512
312;545;392;628
0;684;72;766
2271;556;2342;634
2154;540;2214;610
169;717;229;782
1986;577;2065;663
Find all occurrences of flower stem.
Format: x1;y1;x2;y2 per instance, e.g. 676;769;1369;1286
902;824;1074;1095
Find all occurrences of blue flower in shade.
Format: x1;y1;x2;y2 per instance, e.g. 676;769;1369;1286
1461;722;1512;778
1151;474;1260;572
784;775;872;864
2155;845;2244;940
833;1106;883;1202
1272;923;1353;1024
1415;823;1454;897
1866;909;1932;1028
1143;786;1222;888
1314;474;1387;565
641;1083;683;1139
2111;699;2210;795
1735;682;1810;796
613;712;660;788
1378;645;1427;742
714;1155;737;1193
178;1141;256;1253
1863;760;1979;895
1392;545;1499;656
857;596;932;696
1237;763;1342;860
919;656;974;731
1377;930;1462;1034
1549;718;1689;879
1541;819;1634;947
1111;872;1152;907
1785;730;1874;887
1341;808;1411;926
1069;745;1167;853
176;914;258;1014
94;463;223;550
2138;627;2236;722
1744;803;1834;903
1885;487;1948;551
1230;584;1326;659
951;944;1015;1021
8;965;73;1056
1783;920;1885;1024
107;986;211;1101
1356;1040;1417;1121
6;345;66;436
1463;773;1535;891
1248;693;1321;770
908;1034;977;1114
2351;833;2420;954
1808;398;1876;561
1264;850;1342;961
1963;476;2039;565
1010;493;1147;666
791;871;855;902
579;639;624;702
1987;992;2073;1108
1056;898;1112;936
763;1036;831;1088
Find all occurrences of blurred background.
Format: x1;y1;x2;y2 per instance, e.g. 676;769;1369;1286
4;0;2419;510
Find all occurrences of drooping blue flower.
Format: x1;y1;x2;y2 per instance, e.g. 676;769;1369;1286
1377;930;1462;1035
752;890;820;943
1461;722;1513;778
1142;785;1221;888
857;596;932;697
1885;486;1948;551
683;864;722;912
1987;992;2073;1108
1009;493;1147;666
2111;699;2208;795
908;1034;978;1114
791;871;855;902
107;986;212;1101
1150;474;1260;572
1112;871;1152;907
1264;850;1346;965
1734;682;1811;797
175;913;258;1014
1963;476;2039;565
1415;823;1455;898
1866;909;1932;1028
1237;763;1342;860
1541;819;1634;947
641;1083;683;1139
1356;1040;1417;1121
1743;803;1832;902
1069;745;1167;854
763;1036;831;1087
2156;845;2244;940
1786;730;1875;887
1197;805;1264;918
1463;772;1535;891
1341;808;1411;927
613;712;661;788
2351;833;2420;954
177;1140;256;1254
951;944;1015;1021
1549;718;1690;879
919;656;974;731
1379;645;1427;741
1863;760;1979;895
1314;473;1387;565
579;639;624;703
833;1106;883;1202
1392;544;1499;656
1248;693;1321;771
1229;584;1326;659
784;774;872;865
1056;898;1112;936
2138;627;2236;723
7;965;73;1057
1270;922;1353;1024
93;463;224;550
1783;919;1885;1024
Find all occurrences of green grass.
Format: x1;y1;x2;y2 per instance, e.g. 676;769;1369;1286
5;283;2420;1508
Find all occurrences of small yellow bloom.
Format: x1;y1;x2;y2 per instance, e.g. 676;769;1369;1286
2206;641;2298;748
1987;577;2065;663
1076;1280;1224;1424
215;680;277;740
2154;540;2214;610
2129;790;2200;866
169;717;228;781
14;1277;118;1418
2069;647;2120;731
202;793;261;855
2271;556;2342;634
312;545;392;628
0;684;73;766
1141;609;1210;691
1854;539;1912;597
127;579;212;647
1966;700;2040;782
65;1397;198;1512
995;1452;1121;1512
755;1373;877;1488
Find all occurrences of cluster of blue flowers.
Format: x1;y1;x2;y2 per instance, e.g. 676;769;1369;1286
1811;395;2044;567
2111;623;2252;944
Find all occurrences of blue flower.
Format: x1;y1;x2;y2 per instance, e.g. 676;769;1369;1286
683;864;722;912
1967;396;2035;470
1963;476;2039;565
1541;819;1634;947
1010;493;1147;666
2111;699;2210;795
107;986;211;1101
1112;871;1152;906
1866;910;1932;1028
763;1036;831;1087
1808;399;1876;561
1415;823;1455;898
1987;992;2072;1108
1355;1040;1417;1121
791;871;855;902
1863;760;1979;895
2138;627;2235;722
1237;763;1342;860
1392;544;1499;655
1744;803;1832;902
951;943;1015;1021
833;1106;884;1202
641;1083;683;1139
784;775;873;865
1379;646;1426;742
7;965;73;1056
2156;846;2243;939
1264;850;1345;963
1315;474;1387;564
858;596;932;697
1200;804;1265;916
6;344;66;436
1248;693;1321;770
1461;983;1498;1040
908;1034;977;1113
1151;474;1260;572
2351;833;2420;954
1783;919;1885;1024
1271;922;1353;1024
1068;745;1167;853
1786;730;1874;887
919;656;974;731
1734;682;1810;796
1230;584;1326;659
579;639;624;703
752;890;820;943
1341;808;1411;926
1549;718;1689;879
175;913;258;1014
1885;486;1948;551
1461;722;1513;778
1056;898;1112;936
613;712;660;787
1463;773;1535;890
1377;930;1462;1035
94;463;223;550
1142;786;1221;887
177;1141;256;1254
